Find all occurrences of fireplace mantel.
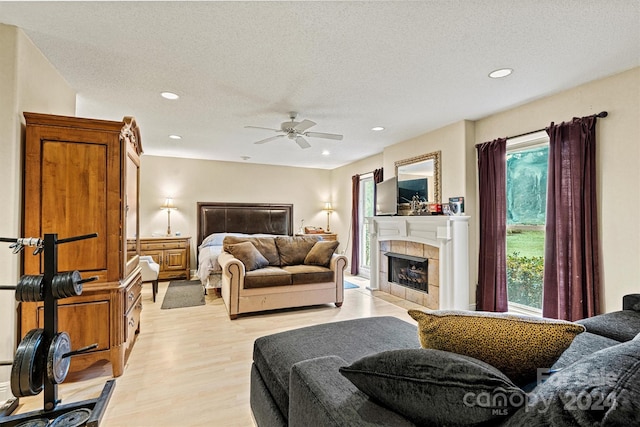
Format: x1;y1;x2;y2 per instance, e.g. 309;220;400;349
366;215;470;310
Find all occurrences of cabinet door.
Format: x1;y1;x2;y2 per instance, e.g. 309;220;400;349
164;249;187;271
37;301;110;351
143;249;163;269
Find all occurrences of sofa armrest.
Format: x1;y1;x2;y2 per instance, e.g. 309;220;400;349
218;251;246;318
289;356;414;427
623;294;640;311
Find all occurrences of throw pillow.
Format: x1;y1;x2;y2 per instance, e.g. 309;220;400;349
408;309;586;385
225;241;269;271
339;348;524;426
223;236;280;266
303;240;339;267
503;333;640;426
275;236;319;266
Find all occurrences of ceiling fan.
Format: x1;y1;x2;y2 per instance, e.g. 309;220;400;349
245;112;343;149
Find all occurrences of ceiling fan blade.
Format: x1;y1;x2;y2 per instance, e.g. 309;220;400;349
295;136;311;149
293;119;316;133
245;125;281;132
304;131;343;141
254;135;285;144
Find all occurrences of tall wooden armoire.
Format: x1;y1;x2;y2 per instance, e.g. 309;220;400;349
20;112;142;377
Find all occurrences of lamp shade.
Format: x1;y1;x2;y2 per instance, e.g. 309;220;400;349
323;202;333;211
160;198;177;210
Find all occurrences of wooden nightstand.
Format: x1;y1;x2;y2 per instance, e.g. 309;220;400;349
139;237;191;280
296;233;338;241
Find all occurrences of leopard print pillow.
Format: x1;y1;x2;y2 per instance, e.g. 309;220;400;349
408;309;585;385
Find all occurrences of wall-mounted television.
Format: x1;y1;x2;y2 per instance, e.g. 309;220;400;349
375;177;397;216
397;178;428;203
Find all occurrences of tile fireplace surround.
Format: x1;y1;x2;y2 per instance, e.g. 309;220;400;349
366;215;470;310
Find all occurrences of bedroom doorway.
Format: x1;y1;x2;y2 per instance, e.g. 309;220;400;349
358;173;374;278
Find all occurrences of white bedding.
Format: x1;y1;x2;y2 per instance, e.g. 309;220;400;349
196;232;283;288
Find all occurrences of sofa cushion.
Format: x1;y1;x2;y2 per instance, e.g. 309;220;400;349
551;331;621;370
281;265;334;285
252;316;420;421
304;240;339;267
244;267;292;288
408;309;585;385
225;241;269;271
503;333;640;426
577;310;640;342
340;348;524;426
224;236;280;266
275;236;319;266
623;294;640;311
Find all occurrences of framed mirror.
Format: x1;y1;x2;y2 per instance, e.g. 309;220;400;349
395;151;441;214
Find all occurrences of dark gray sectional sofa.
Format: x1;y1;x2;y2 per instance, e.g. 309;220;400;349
250;295;640;426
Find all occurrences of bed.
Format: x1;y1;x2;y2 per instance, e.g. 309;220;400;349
196;202;293;290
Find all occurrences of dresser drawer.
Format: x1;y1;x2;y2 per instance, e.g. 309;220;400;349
125;294;142;344
125;275;142;313
141;240;187;250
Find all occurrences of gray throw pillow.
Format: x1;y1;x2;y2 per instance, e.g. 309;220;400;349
303;240;339;267
339;348;524;426
503;333;640;426
225;241;269;271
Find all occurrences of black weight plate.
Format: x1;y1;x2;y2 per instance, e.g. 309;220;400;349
33;275;44;301
15;418;50;427
20;328;45;396
47;331;71;384
15;275;28;302
11;328;45;397
50;408;92;427
52;273;63;299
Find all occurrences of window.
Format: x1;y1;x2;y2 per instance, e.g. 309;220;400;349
506;132;549;314
358;174;374;278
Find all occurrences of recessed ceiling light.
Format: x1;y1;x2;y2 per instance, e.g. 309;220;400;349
322;150;330;156
169;134;182;140
240;156;251;161
488;68;513;79
371;126;385;131
161;91;179;100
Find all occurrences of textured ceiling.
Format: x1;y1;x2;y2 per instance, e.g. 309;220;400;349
1;1;638;169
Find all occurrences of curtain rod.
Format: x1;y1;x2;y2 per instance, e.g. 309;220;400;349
476;111;608;147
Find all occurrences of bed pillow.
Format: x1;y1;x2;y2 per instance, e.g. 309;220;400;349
339;348;523;426
225;241;269;271
304;240;339;267
199;232;244;250
408;309;585;385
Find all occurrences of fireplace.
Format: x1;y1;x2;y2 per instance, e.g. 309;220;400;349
366;215;470;311
385;252;428;292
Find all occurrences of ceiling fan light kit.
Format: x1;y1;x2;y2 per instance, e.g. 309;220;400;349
246;112;343;149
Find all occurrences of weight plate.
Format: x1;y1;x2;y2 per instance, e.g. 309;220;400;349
52;273;64;299
15;418;50;427
47;331;71;384
11;328;45;397
71;270;83;296
50;408;92;427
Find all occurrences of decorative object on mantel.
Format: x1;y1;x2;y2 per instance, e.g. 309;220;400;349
160;197;177;236
323;202;334;232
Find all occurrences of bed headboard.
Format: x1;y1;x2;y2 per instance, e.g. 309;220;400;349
196;202;293;247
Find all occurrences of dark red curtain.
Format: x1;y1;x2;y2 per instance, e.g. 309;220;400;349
543;116;600;321
350;174;360;275
477;138;508;312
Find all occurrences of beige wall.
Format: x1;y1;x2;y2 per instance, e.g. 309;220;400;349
0;24;75;401
139;155;332;270
330;67;639;314
474;67;640;313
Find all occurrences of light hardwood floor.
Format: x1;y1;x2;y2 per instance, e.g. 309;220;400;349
15;276;423;426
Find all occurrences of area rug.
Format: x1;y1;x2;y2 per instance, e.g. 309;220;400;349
344;281;359;289
161;280;205;309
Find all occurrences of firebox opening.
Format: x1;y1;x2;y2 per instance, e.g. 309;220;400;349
384;252;428;293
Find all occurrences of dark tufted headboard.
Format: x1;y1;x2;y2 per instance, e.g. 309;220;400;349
196;202;293;247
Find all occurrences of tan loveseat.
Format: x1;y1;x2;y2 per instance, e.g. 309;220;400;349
218;235;348;319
